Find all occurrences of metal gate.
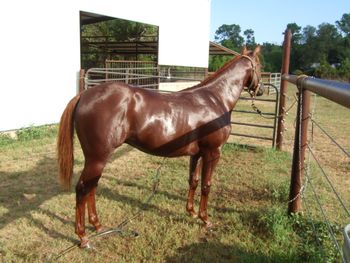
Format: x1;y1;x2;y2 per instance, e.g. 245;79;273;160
230;84;279;148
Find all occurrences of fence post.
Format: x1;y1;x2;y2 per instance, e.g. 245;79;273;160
79;69;85;93
288;77;311;214
276;29;292;150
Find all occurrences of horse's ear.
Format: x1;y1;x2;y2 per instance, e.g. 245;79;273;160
241;45;248;55
253;45;261;56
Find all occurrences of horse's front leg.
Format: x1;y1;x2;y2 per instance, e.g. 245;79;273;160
186;154;201;218
198;148;221;227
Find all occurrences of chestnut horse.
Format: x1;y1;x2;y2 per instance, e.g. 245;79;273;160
57;46;263;247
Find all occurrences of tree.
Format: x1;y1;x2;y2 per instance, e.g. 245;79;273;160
314;55;337;79
338;58;350;81
336;13;350;36
316;23;342;65
286;23;303;72
208;55;232;72
214;24;244;50
297;25;318;70
243;29;255;49
209;24;244;72
261;42;282;72
211;13;350;79
287;23;303;44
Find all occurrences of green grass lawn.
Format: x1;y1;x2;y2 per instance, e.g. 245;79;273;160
0;125;337;262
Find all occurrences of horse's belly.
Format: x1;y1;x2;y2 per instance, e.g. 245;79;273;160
126;137;199;157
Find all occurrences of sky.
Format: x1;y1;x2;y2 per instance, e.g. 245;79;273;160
210;0;350;45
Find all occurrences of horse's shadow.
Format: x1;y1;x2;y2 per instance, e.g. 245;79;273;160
0;156;80;243
0;151;194;242
0;157;60;226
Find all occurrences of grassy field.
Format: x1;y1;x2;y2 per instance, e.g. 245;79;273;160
0;83;348;262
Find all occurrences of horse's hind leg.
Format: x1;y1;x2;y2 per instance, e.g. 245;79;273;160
198;148;221;227
186;154;201;218
75;159;106;248
87;186;102;232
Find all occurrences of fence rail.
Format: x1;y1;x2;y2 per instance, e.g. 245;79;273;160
282;74;350;109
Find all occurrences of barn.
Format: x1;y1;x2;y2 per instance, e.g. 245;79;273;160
0;0;213;131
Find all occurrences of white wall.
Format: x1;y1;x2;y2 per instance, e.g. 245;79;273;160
0;0;210;131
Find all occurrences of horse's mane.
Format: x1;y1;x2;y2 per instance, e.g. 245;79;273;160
189;54;244;89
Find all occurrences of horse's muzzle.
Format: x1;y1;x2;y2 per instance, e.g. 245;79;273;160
256;83;265;96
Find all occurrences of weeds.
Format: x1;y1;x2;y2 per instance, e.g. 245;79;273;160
0;125;58;146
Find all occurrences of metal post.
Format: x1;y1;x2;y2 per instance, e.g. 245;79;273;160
276;29;292;150
288;77;311;214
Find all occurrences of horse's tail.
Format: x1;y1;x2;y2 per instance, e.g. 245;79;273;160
57;94;81;189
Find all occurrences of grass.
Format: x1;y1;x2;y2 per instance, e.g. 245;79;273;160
0;125;340;263
231;84;350;262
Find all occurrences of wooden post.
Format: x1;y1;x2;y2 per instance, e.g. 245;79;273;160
288;77;311;214
276;29;292;150
79;69;85;93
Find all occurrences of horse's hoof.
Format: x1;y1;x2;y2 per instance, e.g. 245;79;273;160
79;237;91;249
204;221;213;229
95;224;103;233
80;241;94;249
187;210;198;218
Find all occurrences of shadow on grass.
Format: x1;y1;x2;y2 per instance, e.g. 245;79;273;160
0;157;63;230
164;240;298;263
0;150;194;242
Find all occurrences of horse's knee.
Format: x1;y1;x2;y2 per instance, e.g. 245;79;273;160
201;183;211;196
75;177;100;201
189;176;199;190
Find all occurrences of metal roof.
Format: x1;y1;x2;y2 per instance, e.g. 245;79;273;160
81;39;238;57
209;41;240;56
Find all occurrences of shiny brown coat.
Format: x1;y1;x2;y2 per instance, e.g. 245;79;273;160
57;46;262;247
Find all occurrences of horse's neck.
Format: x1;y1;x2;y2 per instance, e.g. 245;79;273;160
202;60;250;111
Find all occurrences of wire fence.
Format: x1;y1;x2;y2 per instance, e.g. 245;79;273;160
302;115;350;262
283;75;350;262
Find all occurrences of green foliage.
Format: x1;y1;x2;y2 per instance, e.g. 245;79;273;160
314;55;337;79
214;24;244;50
243;29;256;49
0;125;58;146
336;13;350;36
208;55;232;72
0;133;14;146
16;125;57;141
338;57;350;81
292;213;341;262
